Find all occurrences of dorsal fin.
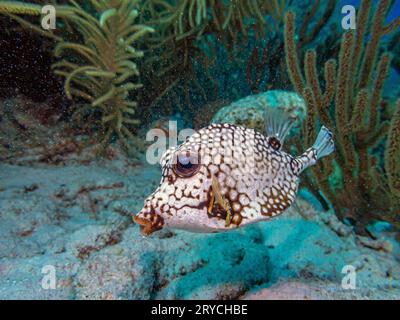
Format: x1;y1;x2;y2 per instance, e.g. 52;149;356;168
264;107;296;147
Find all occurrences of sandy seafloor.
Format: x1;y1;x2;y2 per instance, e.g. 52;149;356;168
0;148;400;300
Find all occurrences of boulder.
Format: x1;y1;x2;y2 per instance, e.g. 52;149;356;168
211;90;306;135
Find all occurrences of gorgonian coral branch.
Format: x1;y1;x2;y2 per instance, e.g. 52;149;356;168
284;1;400;233
385;99;400;205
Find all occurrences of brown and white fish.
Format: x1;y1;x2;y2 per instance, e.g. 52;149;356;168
134;108;334;235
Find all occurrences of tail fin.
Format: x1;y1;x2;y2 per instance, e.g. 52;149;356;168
264;107;296;147
292;126;335;175
313;126;335;160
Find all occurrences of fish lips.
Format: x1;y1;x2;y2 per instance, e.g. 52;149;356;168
133;207;164;236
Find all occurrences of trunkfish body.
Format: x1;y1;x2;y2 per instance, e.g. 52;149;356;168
134;108;335;235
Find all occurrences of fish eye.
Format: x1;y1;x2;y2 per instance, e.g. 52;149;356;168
173;151;201;178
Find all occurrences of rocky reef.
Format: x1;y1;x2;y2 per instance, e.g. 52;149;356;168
1;143;400;300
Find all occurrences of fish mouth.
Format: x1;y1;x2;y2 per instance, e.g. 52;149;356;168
133;208;164;236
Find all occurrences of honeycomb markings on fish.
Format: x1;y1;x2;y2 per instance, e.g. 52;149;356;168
134;121;335;235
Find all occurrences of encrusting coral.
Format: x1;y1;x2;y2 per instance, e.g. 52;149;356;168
284;0;400;234
1;0;153;150
211;90;306;135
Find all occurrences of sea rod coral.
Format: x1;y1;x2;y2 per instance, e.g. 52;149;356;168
284;0;400;234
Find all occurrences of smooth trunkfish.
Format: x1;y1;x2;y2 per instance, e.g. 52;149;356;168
134;107;335;235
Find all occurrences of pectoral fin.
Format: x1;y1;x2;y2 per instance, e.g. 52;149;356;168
211;175;233;227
